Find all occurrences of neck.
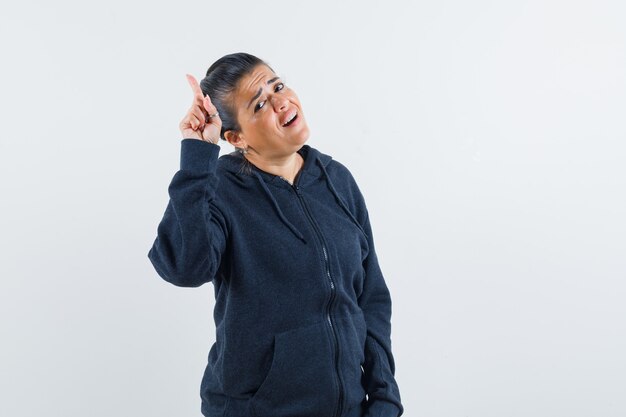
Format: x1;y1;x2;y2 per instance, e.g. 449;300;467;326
244;149;304;184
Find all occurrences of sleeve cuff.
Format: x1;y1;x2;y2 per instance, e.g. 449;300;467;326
180;138;220;172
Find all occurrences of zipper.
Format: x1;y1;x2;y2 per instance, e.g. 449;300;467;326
278;176;344;417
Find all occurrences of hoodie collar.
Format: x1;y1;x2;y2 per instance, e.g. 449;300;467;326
218;144;365;244
220;144;330;187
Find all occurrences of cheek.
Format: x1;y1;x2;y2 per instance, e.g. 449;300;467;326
287;90;300;103
265;112;280;128
251;113;278;135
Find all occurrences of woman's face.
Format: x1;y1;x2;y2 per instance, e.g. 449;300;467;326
226;64;310;156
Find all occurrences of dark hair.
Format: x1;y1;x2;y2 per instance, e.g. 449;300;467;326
199;52;274;142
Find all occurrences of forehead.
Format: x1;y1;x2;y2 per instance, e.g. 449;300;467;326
236;65;275;98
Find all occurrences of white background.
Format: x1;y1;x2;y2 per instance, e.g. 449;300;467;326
1;1;625;416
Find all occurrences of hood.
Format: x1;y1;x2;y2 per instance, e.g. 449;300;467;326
218;144;363;244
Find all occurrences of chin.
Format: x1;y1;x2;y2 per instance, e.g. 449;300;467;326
280;115;310;148
293;128;310;147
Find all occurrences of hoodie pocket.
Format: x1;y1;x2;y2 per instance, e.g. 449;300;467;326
249;320;338;417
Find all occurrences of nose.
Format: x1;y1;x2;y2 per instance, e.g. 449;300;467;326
271;95;289;112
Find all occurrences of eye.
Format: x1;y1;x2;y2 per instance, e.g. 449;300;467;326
254;82;286;113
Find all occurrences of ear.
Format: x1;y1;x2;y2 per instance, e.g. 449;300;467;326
224;130;246;149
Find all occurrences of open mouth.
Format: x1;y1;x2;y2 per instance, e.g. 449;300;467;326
282;111;298;127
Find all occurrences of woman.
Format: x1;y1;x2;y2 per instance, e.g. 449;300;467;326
148;53;404;417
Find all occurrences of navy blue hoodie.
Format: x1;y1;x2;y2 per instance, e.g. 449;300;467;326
148;139;404;417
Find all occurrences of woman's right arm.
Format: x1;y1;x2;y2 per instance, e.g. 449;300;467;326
147;74;228;287
147;139;228;287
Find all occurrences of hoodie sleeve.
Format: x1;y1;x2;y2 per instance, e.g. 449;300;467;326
338;170;403;417
147;139;228;288
358;207;404;417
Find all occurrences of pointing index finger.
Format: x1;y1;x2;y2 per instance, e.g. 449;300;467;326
186;73;204;100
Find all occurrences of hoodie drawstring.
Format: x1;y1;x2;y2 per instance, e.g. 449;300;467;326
252;170;307;244
249;156;367;244
315;158;368;239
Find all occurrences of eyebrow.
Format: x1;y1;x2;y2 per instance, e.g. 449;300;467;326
247;76;281;110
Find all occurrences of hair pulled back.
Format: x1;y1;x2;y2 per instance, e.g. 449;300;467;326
199;52;274;141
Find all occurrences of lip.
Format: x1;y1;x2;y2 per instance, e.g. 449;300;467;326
281;110;299;127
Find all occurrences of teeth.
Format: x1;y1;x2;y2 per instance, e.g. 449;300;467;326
283;112;297;126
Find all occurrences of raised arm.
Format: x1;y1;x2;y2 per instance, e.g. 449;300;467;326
147;139;228;287
147;74;228;287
